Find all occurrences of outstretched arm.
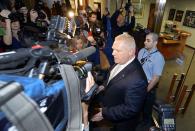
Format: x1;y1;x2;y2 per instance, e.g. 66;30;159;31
0;10;12;45
82;72;95;130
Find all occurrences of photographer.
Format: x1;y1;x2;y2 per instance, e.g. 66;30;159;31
24;8;49;42
0;9;12;52
111;3;135;39
86;12;102;58
0;12;24;51
34;0;50;24
86;12;110;70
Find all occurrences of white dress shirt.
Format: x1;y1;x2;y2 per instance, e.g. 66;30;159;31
107;56;135;84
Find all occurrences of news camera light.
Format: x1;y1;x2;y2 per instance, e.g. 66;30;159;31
68;11;74;18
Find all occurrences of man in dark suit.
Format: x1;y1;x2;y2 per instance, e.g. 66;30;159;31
87;33;148;131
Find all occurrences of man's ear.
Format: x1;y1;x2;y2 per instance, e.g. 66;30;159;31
129;48;135;56
154;41;158;46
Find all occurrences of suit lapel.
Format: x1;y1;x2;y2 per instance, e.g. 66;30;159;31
105;64;117;85
107;59;138;86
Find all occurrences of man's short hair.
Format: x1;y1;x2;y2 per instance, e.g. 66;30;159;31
148;32;159;42
88;11;97;17
115;33;136;49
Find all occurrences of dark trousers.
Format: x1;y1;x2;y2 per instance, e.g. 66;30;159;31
143;88;156;126
111;120;139;131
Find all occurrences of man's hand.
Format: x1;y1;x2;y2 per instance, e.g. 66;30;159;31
41;10;50;24
0;9;11;18
86;72;95;93
82;102;89;128
130;6;134;16
91;108;103;122
147;75;160;92
87;36;96;45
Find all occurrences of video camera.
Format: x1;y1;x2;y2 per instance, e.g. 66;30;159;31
123;0;133;25
124;0;132;12
152;100;176;131
47;15;76;42
9;12;24;23
0;45;97;130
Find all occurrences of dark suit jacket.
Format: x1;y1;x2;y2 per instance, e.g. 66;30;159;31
101;58;148;131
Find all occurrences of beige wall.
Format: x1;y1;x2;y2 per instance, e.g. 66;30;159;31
135;0;155;27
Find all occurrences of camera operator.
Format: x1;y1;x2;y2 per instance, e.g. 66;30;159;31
23;7;50;42
111;3;135;39
86;12;110;68
85;12;111;86
86;12;101;53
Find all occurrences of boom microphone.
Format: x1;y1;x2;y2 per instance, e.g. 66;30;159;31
59;46;96;64
0;48;31;64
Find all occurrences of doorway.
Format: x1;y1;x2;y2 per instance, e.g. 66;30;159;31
147;3;155;31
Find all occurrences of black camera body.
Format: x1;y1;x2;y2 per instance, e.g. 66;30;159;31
38;11;47;20
9;12;24;23
36;19;48;29
47;15;77;42
91;23;105;48
125;0;132;12
34;0;46;20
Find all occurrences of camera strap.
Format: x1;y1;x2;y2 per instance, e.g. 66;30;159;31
59;64;82;131
141;50;159;65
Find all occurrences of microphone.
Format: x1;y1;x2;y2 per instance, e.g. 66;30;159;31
59;46;96;64
0;48;31;64
30;47;53;58
0;47;53;64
